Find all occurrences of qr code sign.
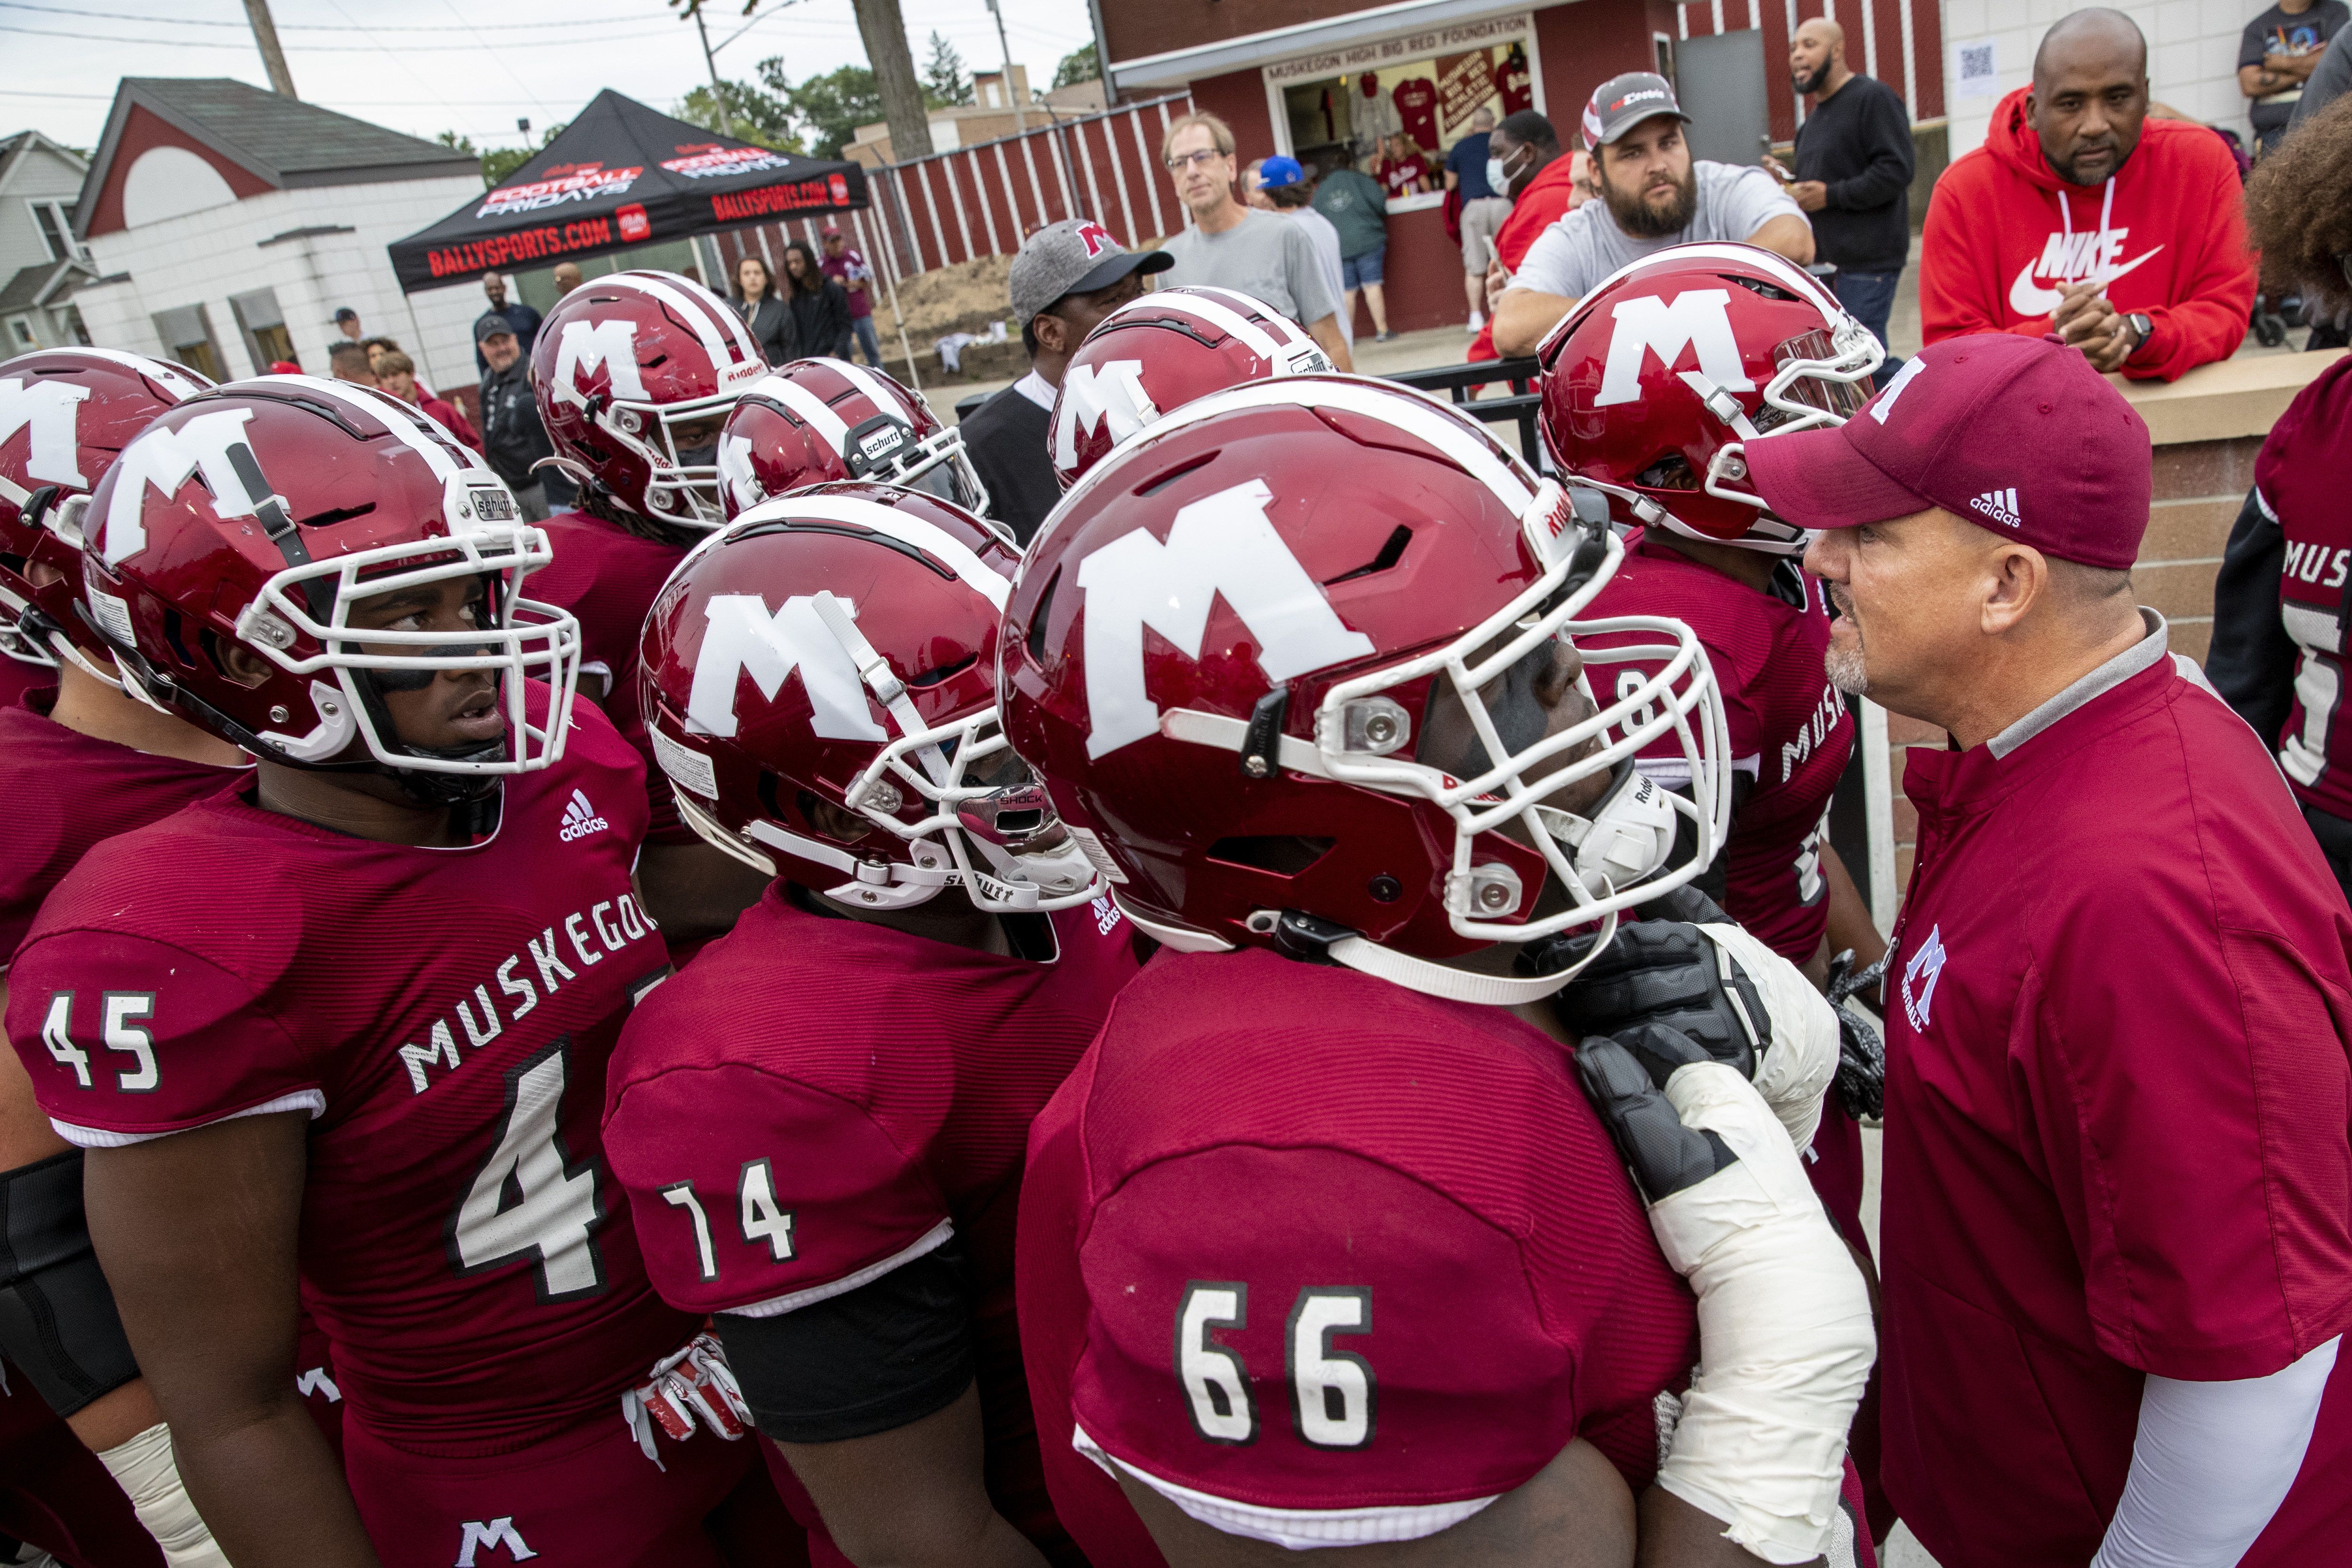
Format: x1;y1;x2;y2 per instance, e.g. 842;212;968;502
1958;40;1999;96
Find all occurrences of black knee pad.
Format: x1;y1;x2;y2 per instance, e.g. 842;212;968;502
0;1149;140;1416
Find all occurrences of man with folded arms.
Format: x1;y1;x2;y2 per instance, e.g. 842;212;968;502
1742;331;2352;1568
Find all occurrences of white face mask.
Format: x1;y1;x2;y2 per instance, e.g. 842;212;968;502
1487;157;1511;193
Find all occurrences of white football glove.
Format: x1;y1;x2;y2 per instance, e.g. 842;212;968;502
621;1331;753;1468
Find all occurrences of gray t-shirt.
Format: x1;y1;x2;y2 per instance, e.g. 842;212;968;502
1158;208;1344;331
1506;161;1805;301
1291;208;1352;343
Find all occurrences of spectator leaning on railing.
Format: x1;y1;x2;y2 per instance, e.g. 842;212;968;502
1469;111;1592;366
1919;7;2253;380
1491;72;1812;357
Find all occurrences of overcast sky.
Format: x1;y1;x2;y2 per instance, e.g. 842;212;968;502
0;0;1098;154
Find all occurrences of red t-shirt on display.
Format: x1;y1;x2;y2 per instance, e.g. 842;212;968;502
7;690;694;1455
1499;46;1534;115
1391;77;1441;152
1881;635;2352;1566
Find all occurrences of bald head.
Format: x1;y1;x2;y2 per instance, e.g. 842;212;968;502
2034;8;2147;84
1791;16;1852;97
2028;8;2150;184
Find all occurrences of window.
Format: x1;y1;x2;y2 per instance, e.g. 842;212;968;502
8;317;35;348
151;303;224;382
27;200;83;264
229;287;294;374
1276;41;1534;191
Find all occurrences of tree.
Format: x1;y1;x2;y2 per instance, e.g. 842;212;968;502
850;0;931;161
438;126;564;190
923;31;971;108
677;77;804;152
763;57;884;161
1053;41;1100;90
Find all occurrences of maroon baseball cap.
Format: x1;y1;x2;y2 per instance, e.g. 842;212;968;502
1743;333;2151;569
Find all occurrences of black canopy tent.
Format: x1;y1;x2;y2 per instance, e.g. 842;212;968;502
389;88;869;294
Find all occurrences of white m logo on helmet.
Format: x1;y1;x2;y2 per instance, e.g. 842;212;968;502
552;318;647;405
102;408;261;564
0;375;91;498
686;592;885;742
1054;359;1152;468
1076;479;1374;758
1595;289;1754;407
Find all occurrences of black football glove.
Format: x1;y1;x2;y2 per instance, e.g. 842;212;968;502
1573;1024;1739;1204
1824;948;1888;1121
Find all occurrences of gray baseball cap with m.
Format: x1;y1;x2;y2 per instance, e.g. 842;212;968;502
1009;218;1174;326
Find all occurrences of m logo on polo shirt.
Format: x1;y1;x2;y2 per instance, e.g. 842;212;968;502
1902;924;1948;1030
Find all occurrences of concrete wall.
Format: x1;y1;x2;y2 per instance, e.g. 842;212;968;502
1941;0;2263;159
74;173;487;399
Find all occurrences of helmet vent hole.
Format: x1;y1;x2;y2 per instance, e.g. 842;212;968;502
1133;450;1218;498
907;653;977;688
160;609;199;669
1635;454;1699;491
295;502;376;530
1025;568;1060;667
1206;836;1335;876
1323;524;1413;585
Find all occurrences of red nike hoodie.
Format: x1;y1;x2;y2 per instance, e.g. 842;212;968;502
1921;86;2253;381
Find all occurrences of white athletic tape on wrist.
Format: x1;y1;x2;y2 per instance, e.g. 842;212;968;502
97;1422;229;1568
1646;1061;1876;1566
1698;923;1838;1152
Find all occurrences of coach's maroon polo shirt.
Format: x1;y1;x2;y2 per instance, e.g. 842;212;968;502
1879;611;2352;1568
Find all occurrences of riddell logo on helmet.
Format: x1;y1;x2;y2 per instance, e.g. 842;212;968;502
559;788;610;842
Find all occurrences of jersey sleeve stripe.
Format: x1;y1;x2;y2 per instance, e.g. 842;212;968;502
719;1215;953;1319
49;1087;327;1148
1071;1423;1501;1549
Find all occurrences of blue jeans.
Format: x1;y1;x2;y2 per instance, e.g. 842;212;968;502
1835;269;1903;389
849;314;883;367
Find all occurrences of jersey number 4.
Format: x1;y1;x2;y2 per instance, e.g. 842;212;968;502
1178;1282;1374;1450
448;1038;608;1302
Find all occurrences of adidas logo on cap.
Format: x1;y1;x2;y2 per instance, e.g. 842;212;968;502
559;788;610;843
1969;487;2022;529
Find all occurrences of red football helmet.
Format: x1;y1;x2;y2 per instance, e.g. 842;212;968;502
1536;243;1881;554
714;356;988;522
1049;286;1334;489
533;270;767;530
0;348;211;682
640;482;1100;913
78;376;581;799
1001;375;1732;1005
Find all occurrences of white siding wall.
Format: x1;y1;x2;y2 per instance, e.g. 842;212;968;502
1941;0;2258;158
0;144;91;277
79;172;487;397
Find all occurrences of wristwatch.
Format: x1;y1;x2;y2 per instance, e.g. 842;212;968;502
2125;313;2153;355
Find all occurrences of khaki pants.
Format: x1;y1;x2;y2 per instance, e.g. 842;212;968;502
1459;196;1512;273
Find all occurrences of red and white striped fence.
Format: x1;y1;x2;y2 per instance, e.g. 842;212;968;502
706;91;1196;300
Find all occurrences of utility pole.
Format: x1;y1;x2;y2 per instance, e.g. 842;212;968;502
986;0;1025;135
243;0;297;99
692;6;735;139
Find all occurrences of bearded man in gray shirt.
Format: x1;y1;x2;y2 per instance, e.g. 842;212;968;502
1493;72;1814;356
1157;111;1353;370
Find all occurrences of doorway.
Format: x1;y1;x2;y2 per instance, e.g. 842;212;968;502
1676;28;1770;167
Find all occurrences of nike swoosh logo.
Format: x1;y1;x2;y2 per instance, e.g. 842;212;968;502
2007;245;2163;315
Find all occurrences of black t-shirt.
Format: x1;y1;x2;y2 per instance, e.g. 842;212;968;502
2242;0;2351;130
958;380;1059;547
1790;72;1916;275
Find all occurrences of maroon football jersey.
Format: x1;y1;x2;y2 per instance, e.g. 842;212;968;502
2257;355;2352;819
7;690;696;1452
604;885;1143;1552
1018;948;1698;1561
529;510;692;843
1584;532;1851;963
0;687;249;965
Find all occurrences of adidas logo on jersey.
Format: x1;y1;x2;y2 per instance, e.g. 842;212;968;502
558;788;610;843
1969;488;2022;529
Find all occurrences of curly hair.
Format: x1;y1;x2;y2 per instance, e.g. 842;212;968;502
2244;94;2352;318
